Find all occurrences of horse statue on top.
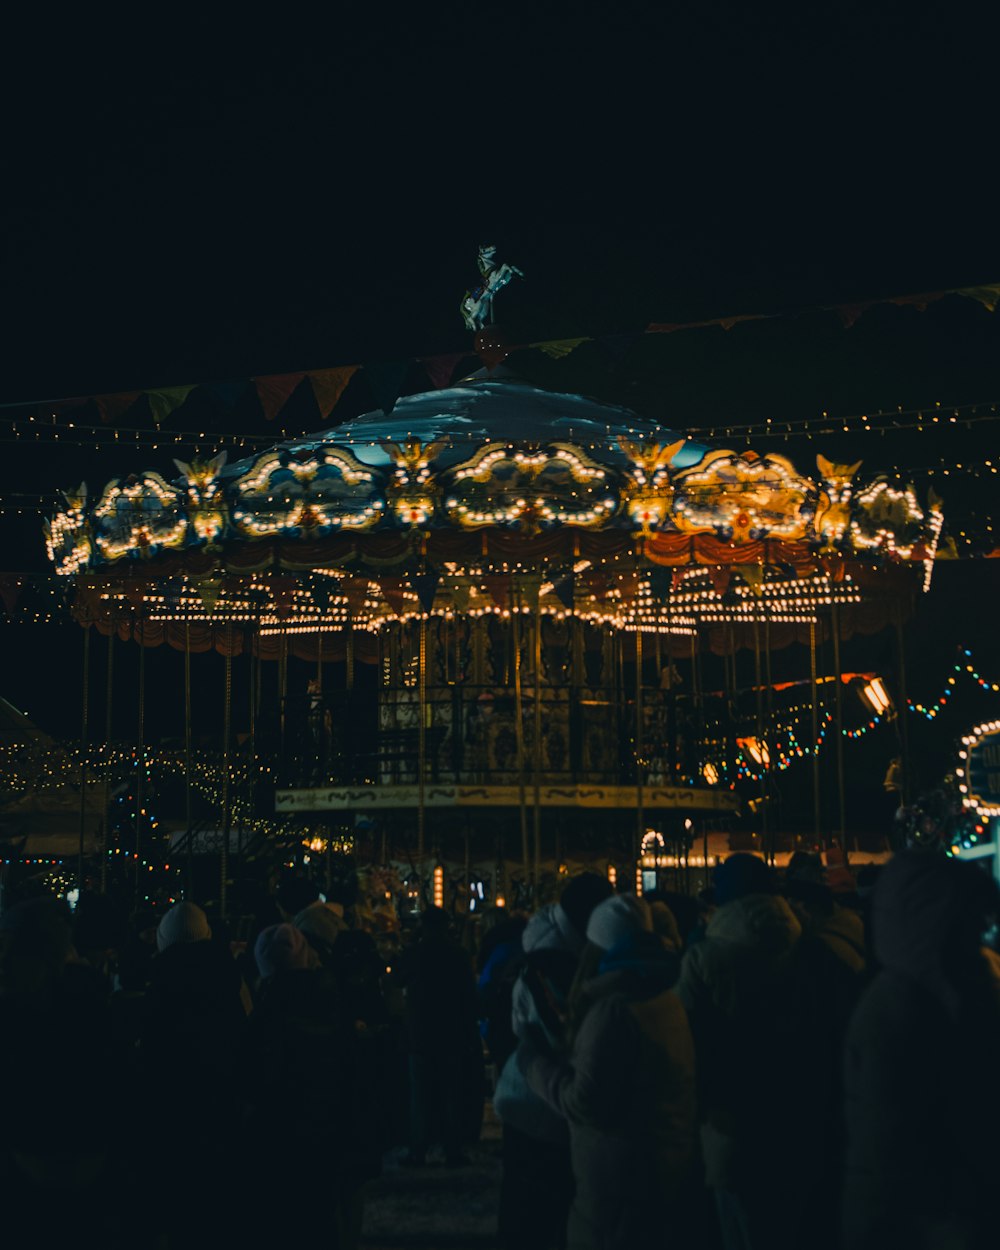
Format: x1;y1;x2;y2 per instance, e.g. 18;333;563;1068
460;244;524;330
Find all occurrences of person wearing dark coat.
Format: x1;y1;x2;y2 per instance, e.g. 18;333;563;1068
842;852;1000;1250
524;894;697;1250
678;854;816;1250
398;905;482;1166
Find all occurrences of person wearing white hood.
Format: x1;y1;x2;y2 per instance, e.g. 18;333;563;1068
522;893;697;1250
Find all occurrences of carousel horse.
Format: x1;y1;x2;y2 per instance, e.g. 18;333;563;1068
460;244;524;330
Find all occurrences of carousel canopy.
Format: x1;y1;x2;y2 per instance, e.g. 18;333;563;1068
43;369;943;654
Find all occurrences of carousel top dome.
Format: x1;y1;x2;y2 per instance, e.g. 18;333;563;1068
241;369;709;475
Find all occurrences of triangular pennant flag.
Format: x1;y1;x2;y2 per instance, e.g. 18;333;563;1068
255;373;306;422
411;570;441;612
596;333;641;362
586;571;609;602
957;283;1000;313
737;564;765;596
451;583;471;611
483;575;511;610
672;570;685;592
95;391;141;424
551;573;575;610
420;353;465;390
708;566;732;597
366;360;411;416
648;566;671;602
205;380;248;409
197;581;221;614
311;581;331;612
344;580;369;613
378;577;408;615
309;366;359;420
146;385;196;426
835;303;870;329
536;337;588;360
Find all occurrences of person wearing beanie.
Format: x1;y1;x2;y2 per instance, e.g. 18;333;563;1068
679;854;848;1250
293;901;348;962
155;901;212;953
254;923;314;980
522;889;697;1249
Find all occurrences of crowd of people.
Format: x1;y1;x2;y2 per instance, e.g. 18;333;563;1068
0;847;998;1249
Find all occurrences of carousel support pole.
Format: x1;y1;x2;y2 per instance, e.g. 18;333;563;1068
831;603;848;855
101;630;114;893
894;600;911;806
417;616;427;864
184;622;194;899
221;631;233;922
135;628;146;909
533;602;543;885
764;611;775;864
809;619;822;845
244;631;257;869
753;615;768;862
512;605;529;883
78;626;91;900
635;627;645;868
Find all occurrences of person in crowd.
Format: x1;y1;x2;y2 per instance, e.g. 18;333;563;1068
240;922;367;1245
476;907;527;1072
842;852;1000;1249
678;853;825;1250
523;893;697;1250
141;901;251;1248
0;898;133;1246
494;873;612;1249
397;905;481;1167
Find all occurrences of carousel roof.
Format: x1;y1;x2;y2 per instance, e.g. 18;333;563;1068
43;366;945;653
237;369;709;474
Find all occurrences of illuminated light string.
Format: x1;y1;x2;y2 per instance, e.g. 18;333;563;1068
907;649;1000;720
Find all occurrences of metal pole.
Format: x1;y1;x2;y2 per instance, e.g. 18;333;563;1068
184;622;194;898
533;603;543;884
894;600;911;806
831;603;847;853
78;627;91;899
809;618;822;844
753;614;768;861
512;606;529;881
417;616;427;863
635;627;645;866
221;633;233;920
101;630;114;893
135;629;145;908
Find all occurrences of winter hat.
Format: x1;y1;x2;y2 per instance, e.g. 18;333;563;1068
559;872;614;939
156;902;211;953
255;923;313;979
713;853;775;907
585;894;652;952
293;902;347;951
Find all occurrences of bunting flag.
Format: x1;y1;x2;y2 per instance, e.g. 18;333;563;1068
960;284;1000;313
204;380;248;410
344;580;369;613
737;564;765;596
451;582;471;611
518;572;543;609
378;577;408;615
309;366;359;420
647;566;672;602
535;337;588;359
146;385;196;426
707;566;732;597
96;391;141;423
197;581;221;614
420;353;466;390
551;572;575;609
366;360;411;416
310;581;331;612
255;373;306;422
411;570;441;612
483;574;511;610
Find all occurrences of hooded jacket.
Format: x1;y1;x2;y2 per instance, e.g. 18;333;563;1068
842;853;1000;1250
677;892;806;1190
511;902;583;1040
526;932;696;1250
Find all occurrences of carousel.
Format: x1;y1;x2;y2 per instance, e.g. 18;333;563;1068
43;258;945;898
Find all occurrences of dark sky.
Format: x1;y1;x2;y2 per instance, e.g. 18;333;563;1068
2;6;999;759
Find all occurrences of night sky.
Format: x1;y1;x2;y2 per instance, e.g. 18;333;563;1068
2;7;998;807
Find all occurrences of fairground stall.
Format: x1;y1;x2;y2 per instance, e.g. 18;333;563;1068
45;361;943;906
